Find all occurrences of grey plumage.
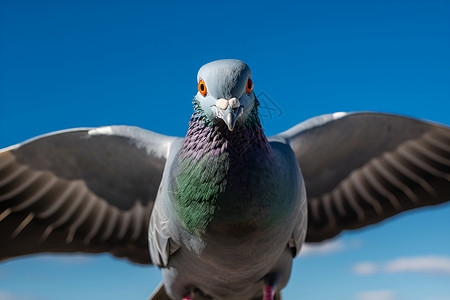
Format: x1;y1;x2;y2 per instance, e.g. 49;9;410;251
0;60;449;300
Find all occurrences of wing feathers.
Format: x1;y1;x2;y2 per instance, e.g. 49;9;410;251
0;152;151;263
0;208;11;222
38;181;79;218
85;200;109;244
275;113;450;243
101;207;120;241
0;126;179;264
305;127;450;242
12;213;34;238
350;171;383;215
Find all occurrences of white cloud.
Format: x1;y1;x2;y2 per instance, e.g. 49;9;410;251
353;255;450;276
353;262;378;275
300;238;362;257
300;239;345;256
385;256;450;275
356;290;396;300
0;291;33;300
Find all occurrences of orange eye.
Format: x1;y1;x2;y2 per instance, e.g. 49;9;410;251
246;78;253;94
198;80;207;96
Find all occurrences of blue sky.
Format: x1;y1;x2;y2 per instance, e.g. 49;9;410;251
0;1;449;300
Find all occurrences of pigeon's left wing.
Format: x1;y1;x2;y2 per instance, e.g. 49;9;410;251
0;126;181;264
273;112;450;243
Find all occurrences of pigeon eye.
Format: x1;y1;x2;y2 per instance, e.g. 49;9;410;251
246;78;253;94
198;80;207;96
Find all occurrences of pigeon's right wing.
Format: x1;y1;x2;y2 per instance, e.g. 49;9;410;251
273;112;450;243
0;126;181;264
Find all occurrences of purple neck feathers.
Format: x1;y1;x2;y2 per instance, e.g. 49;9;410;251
179;111;271;161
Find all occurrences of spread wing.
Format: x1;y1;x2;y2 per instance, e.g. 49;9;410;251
274;112;450;242
0;126;181;264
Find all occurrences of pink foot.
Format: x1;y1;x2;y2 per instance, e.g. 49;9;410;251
263;285;274;300
182;296;192;300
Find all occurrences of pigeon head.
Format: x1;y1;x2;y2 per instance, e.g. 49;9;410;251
194;59;256;131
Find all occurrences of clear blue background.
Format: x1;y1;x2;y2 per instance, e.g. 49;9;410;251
0;1;449;300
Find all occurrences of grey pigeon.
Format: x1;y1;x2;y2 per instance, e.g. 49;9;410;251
0;59;449;300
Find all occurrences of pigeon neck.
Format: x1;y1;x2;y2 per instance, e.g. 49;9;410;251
174;103;272;236
183;98;270;157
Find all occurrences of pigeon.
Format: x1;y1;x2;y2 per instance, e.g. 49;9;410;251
0;59;449;300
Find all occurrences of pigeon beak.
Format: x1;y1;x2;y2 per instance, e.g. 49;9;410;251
215;97;244;131
222;106;244;131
